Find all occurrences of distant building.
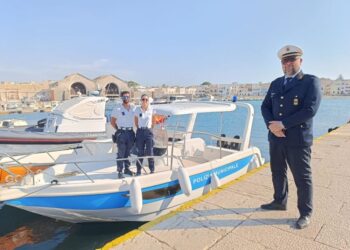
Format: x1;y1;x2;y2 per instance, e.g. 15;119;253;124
329;76;350;95
95;75;129;98
1;74;349;105
251;83;270;96
48;73;129;101
0;82;50;102
0;73;130;103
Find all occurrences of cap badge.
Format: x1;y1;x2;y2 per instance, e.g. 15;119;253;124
293;97;299;106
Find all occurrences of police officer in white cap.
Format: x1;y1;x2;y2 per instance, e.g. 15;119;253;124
261;45;322;229
110;91;135;179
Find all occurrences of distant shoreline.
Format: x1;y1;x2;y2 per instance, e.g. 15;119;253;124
235;95;350;101
322;95;350;99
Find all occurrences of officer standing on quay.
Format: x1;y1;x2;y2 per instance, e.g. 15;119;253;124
110;91;135;179
261;45;322;229
134;94;155;176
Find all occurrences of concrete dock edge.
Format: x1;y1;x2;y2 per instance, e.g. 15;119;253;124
101;122;350;250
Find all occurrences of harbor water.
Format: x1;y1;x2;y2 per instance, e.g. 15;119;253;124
0;97;349;249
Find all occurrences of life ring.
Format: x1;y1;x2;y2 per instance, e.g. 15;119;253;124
5;175;14;183
15;175;23;183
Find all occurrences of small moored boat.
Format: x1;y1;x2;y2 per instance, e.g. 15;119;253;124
0;96;109;156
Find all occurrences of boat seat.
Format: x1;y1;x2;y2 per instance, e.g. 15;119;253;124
154;147;167;156
182;138;206;157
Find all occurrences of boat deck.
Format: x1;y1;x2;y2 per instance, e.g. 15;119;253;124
1;142;233;188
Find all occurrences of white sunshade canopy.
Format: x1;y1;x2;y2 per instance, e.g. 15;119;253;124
152;101;236;116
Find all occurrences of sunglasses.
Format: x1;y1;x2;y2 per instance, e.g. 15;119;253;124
121;96;130;100
141;98;149;101
282;56;298;64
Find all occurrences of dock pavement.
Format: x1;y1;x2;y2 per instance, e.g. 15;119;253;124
102;123;350;250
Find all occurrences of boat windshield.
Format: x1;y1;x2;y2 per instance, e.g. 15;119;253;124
157;109;247;149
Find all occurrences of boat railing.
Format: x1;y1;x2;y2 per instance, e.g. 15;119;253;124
174;130;262;168
34;155;175;185
1;138;116;167
0;145;83;183
0;144;82;165
169;130;242;159
1;145;197;185
44;126;248;183
0;152;36;177
0;130;247;185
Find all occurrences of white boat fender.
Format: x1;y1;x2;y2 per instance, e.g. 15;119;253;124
129;178;143;214
178;167;192;196
211;172;221;189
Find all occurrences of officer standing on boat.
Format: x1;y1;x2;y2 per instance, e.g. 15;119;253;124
134;94;155;176
261;45;322;229
110;91;135;179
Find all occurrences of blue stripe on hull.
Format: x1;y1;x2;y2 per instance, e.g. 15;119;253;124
190;155;252;190
7;191;130;210
6;155;253;210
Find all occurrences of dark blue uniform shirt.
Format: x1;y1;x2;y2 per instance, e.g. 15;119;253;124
261;71;322;146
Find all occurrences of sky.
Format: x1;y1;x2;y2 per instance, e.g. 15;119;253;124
0;0;349;86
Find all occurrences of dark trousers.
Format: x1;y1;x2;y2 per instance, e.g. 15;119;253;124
136;128;155;173
116;130;135;173
269;142;313;217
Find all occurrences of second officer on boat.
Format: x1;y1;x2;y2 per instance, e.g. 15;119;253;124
134;94;155;176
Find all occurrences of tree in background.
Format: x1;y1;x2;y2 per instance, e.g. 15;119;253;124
127;81;140;88
201;81;211;86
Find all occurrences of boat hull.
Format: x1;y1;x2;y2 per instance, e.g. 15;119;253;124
3;149;263;223
0;130;104;155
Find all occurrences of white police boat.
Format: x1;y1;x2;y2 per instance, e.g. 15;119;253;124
0;101;264;223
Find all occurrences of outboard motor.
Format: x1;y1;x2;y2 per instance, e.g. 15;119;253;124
217;134;229;148
25;118;47;132
229;135;241;150
37;118;47;128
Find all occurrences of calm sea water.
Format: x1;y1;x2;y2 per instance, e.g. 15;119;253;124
0;97;349;249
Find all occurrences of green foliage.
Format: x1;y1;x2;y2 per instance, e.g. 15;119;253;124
201;81;211;86
127;81;140;88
